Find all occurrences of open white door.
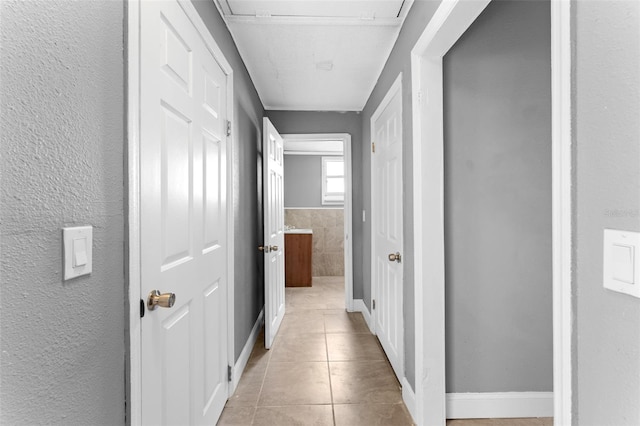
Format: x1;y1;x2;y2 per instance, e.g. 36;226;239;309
139;1;229;424
263;117;286;349
371;75;404;381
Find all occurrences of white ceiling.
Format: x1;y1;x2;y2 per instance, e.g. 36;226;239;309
215;0;413;111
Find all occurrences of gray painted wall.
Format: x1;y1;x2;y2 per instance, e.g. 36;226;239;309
284;155;324;207
266;111;363;299
443;0;552;393
192;0;266;362
575;0;640;424
360;1;443;392
1;1;125;424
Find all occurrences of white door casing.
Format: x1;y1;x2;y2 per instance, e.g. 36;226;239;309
263;117;286;349
371;74;404;381
137;0;233;424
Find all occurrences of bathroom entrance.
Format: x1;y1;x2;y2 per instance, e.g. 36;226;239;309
281;133;354;311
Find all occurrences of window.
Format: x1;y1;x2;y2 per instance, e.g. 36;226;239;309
322;157;344;205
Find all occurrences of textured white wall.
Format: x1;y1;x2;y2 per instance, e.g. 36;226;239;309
575;1;640;424
0;1;125;424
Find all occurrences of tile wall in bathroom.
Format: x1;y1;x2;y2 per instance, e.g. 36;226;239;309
285;208;344;277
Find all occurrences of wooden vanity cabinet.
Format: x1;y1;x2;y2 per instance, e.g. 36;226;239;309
285;233;312;287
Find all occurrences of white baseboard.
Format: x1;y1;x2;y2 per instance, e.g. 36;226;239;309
446;392;554;419
230;309;264;393
351;299;374;333
402;378;417;423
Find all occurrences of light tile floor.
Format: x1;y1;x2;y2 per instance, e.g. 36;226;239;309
217;276;553;426
217;276;413;425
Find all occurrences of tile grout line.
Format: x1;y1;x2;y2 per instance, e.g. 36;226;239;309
323;308;338;426
250;327;271;426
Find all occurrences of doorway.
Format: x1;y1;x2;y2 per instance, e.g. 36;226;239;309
410;0;572;425
281;133;354;312
443;0;553;419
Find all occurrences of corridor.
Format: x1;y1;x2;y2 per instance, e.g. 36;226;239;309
217;277;554;426
217;276;414;425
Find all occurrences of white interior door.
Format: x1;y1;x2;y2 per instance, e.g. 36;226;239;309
371;77;404;381
140;1;229;424
263;117;286;349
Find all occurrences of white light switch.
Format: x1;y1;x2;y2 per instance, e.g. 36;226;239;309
73;237;88;267
63;226;92;280
603;229;640;298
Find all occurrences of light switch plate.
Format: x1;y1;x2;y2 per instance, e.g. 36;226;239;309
603;229;640;298
63;226;93;280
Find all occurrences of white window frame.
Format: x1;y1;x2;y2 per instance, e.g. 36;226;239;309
321;156;345;205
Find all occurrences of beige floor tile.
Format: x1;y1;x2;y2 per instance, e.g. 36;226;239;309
334;403;414;426
286;294;331;311
216;406;255;425
247;338;271;367
326;333;386;361
324;311;369;334
537;418;554;426
252;405;334;426
278;311;326;335
323;308;348;315
239;358;269;384
324;298;346;309
226;378;263;407
330;360;402;404
219;275;413;425
270;333;327;362
259;362;332;406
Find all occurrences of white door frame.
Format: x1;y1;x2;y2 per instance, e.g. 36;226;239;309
369;72;404;370
410;1;572;425
126;0;236;423
281;133;354;310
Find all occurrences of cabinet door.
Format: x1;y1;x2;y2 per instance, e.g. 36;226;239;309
285;234;312;287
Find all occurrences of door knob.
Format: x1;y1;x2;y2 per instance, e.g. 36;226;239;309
388;252;402;263
258;245;269;253
270;245;279;252
147;290;176;310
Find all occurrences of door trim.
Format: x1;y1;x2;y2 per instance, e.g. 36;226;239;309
281;133;353;310
126;0;236;422
369;72;404;368
409;1;572;424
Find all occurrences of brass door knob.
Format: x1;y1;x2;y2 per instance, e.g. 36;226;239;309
270;245;279;252
258;245;269;253
388;252;402;263
147;290;176;310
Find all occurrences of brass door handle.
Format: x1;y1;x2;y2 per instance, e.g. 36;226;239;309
270;245;279;252
147;290;176;310
388;252;402;263
258;245;269;253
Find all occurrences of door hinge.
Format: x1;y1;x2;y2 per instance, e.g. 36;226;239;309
227;365;233;382
226;120;232;137
372;142;376;153
372;299;376;310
